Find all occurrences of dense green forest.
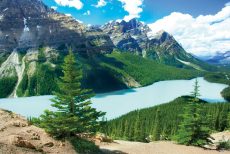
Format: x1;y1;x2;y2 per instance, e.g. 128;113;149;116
0;52;10;66
16;48;61;97
13;50;202;96
205;73;230;101
98;52;201;86
0;76;18;98
102;96;230;142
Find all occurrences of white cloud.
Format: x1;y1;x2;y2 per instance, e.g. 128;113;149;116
83;10;91;16
51;6;58;10
75;19;83;23
94;0;107;8
65;13;72;17
118;0;143;22
148;4;230;56
54;0;83;10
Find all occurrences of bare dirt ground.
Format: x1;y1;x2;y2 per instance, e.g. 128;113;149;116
0;109;76;154
100;140;230;154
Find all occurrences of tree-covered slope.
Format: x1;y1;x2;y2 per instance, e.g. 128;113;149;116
102;96;230;142
0;48;201;98
205;73;230;101
98;51;200;86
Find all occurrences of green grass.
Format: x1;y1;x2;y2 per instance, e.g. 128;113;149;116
98;52;201;86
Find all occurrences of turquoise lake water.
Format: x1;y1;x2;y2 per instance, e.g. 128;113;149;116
0;77;228;120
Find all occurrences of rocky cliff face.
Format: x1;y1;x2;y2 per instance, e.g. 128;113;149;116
102;19;200;68
0;0;114;54
102;18;150;55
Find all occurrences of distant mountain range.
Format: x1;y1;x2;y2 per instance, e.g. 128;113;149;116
0;0;219;98
205;51;230;65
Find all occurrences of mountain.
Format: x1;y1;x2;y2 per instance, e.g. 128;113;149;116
102;18;150;55
0;0;212;98
101;19;205;69
206;51;230;65
0;0;114;53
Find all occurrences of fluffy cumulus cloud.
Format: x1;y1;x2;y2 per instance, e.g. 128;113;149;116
148;3;230;56
94;0;107;8
54;0;83;10
119;0;143;21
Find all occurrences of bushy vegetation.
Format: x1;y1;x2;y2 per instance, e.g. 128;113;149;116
222;87;230;102
102;97;230;143
70;138;101;154
99;52;200;86
0;76;18;98
217;140;230;150
205;73;230;85
205;73;230;102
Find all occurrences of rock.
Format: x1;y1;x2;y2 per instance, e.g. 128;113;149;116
0;126;6;131
0;0;114;54
9;135;35;149
12;121;27;127
43;142;54;147
94;133;113;143
31;133;40;140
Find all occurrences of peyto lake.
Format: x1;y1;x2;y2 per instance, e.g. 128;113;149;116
0;77;228;120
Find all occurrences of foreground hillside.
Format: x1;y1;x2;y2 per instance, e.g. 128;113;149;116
0;109;76;154
100;139;230;154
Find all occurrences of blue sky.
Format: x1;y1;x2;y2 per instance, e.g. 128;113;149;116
42;0;230;56
43;0;229;25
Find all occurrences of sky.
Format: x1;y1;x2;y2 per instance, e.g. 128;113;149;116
42;0;230;56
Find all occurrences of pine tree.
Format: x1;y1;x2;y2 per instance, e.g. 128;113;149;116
133;110;142;141
176;79;213;146
152;108;161;141
227;112;230;130
38;48;105;138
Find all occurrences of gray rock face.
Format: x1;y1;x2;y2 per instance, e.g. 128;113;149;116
101;18;150;55
0;0;114;54
102;19;196;66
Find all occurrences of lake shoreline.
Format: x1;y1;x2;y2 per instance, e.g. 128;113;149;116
0;77;228;120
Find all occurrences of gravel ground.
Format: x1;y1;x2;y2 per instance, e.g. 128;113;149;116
100;140;230;154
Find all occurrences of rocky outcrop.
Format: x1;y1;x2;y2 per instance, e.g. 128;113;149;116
101;19;203;68
0;109;76;154
102;18;150;55
0;0;114;54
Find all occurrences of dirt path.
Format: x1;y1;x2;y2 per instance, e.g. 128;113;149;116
100;140;230;154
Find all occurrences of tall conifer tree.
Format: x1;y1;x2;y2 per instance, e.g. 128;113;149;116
38;48;105;138
176;79;213;146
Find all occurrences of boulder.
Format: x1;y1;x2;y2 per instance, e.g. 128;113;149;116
9;135;35;149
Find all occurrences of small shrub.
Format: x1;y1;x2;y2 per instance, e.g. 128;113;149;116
217;140;230;150
70;138;101;154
